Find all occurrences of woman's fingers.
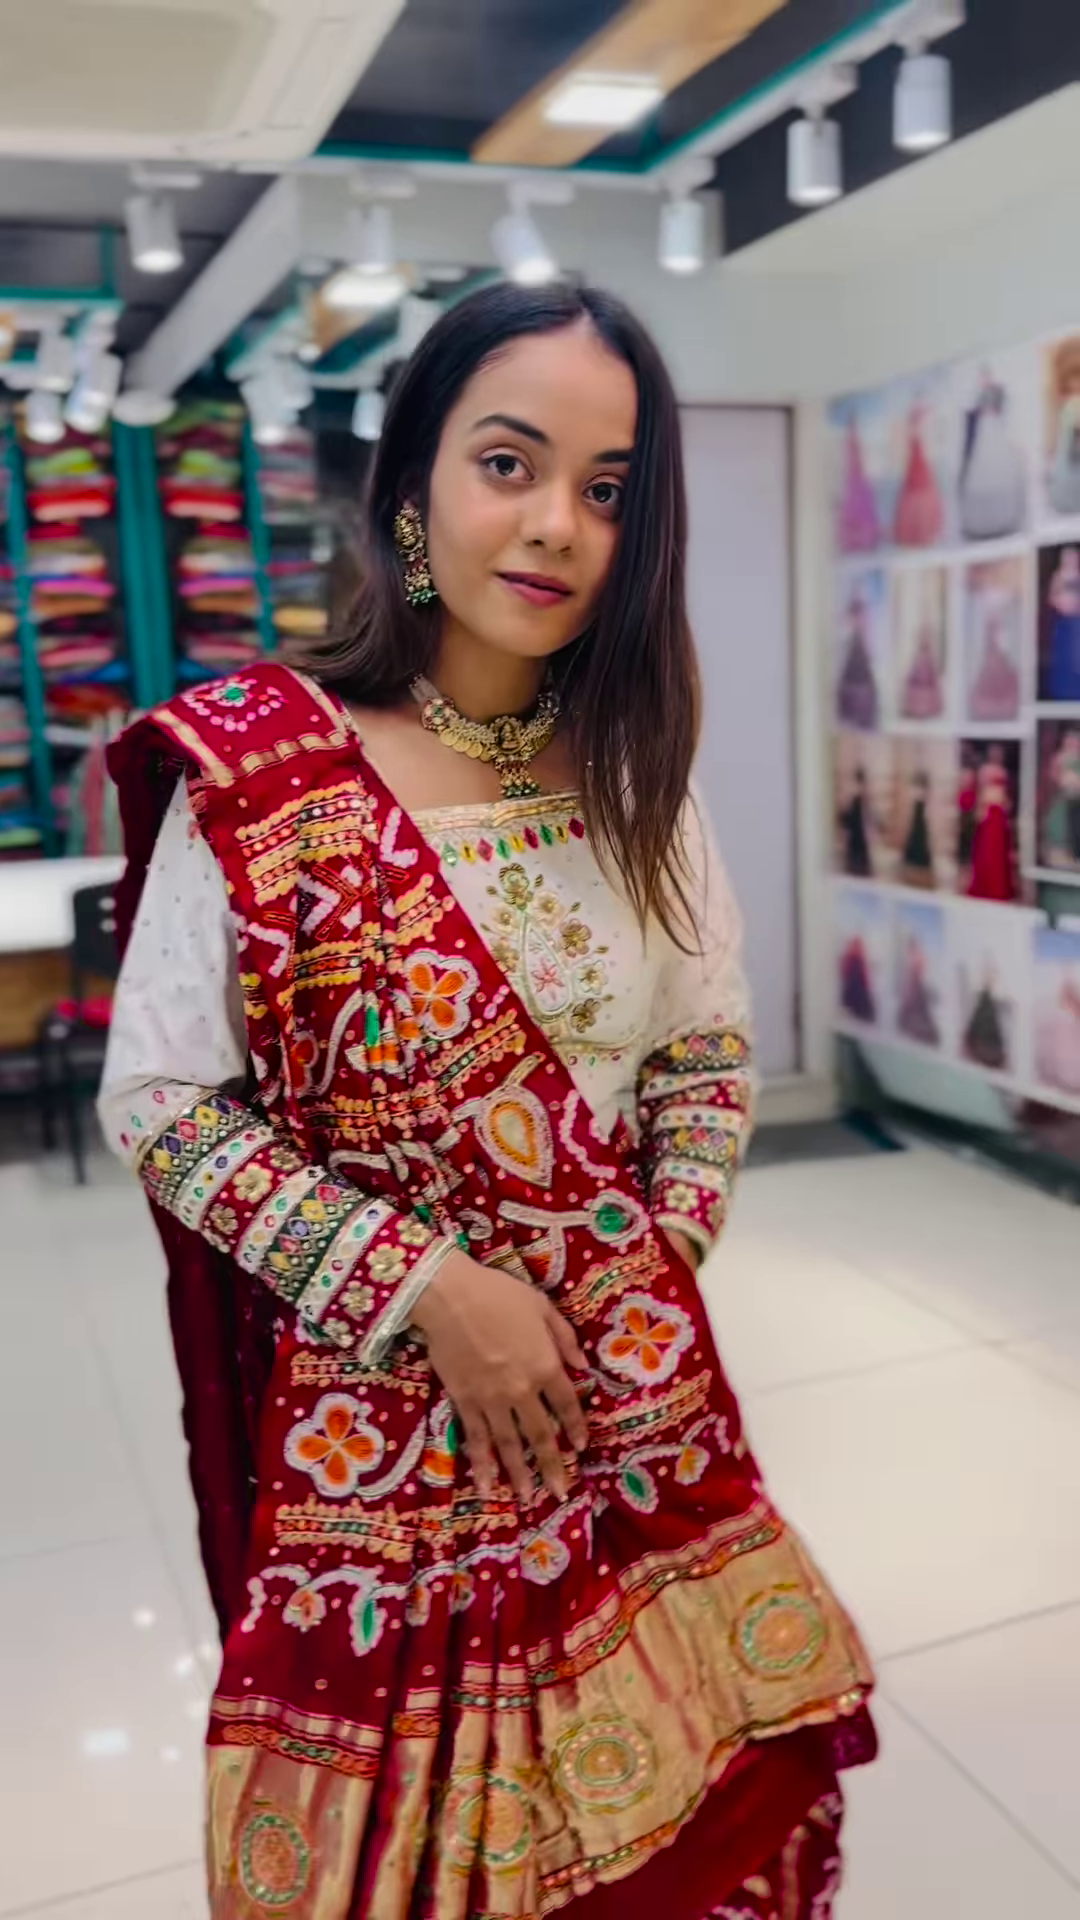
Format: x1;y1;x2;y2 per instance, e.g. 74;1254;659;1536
542;1359;589;1454
488;1408;536;1506
545;1302;589;1374
458;1402;496;1500
517;1392;569;1502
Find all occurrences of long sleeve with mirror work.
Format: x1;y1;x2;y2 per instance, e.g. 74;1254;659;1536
636;797;756;1264
98;779;457;1365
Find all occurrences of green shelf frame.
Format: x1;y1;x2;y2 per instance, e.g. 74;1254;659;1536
5;425;59;857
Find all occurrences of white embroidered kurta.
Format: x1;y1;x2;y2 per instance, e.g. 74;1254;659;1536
100;779;753;1267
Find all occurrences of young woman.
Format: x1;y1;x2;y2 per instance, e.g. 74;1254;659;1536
101;284;874;1920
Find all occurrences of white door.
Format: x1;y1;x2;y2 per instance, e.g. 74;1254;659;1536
681;406;799;1077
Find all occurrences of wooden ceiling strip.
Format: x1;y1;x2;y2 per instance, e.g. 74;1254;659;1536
472;0;788;169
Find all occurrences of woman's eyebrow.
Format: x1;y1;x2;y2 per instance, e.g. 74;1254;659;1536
473;411;549;446
472;413;634;465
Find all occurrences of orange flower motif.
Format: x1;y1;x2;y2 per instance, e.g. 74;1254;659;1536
675;1443;709;1486
284;1393;386;1499
521;1527;570;1586
283;1586;327;1632
404;950;479;1040
597;1294;694;1387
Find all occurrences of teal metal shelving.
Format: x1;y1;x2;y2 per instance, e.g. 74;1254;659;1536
5;425;58;857
114;423;174;708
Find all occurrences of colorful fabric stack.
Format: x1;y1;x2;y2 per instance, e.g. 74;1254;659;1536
28;527;121;685
0;559;18;688
0;694;40;856
157;401;264;682
256;429;318;519
266;538;329;642
175;525;261;677
255;429;331;645
24;439;116;522
158;401;246;522
19;416;132;850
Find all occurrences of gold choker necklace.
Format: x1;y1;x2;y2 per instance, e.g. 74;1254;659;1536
412;675;561;800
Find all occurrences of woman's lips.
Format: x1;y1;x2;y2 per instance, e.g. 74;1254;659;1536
498;572;573;609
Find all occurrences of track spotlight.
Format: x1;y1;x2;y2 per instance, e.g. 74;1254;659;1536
659;195;707;275
787;113;843;208
349;204;396;275
324;204;407;312
894;48;952;152
125;192;183;274
25;389;65;445
352;387;386;442
35;325;75;394
241;366;306;447
64;351;122;433
491;204;555;287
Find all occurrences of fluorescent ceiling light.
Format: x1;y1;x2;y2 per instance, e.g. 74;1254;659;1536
125;192;183;275
894;49;952;152
544;73;663;129
323;266;406;313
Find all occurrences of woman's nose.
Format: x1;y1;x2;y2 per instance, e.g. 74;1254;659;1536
521;481;577;550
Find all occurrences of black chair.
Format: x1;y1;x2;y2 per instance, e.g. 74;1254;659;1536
38;881;120;1183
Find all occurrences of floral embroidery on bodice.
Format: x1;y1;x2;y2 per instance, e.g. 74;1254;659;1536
414;792;660;1139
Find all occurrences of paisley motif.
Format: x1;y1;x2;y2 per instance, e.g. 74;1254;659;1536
475;1085;555;1186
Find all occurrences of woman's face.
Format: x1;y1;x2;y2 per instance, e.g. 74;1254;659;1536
423;321;638;663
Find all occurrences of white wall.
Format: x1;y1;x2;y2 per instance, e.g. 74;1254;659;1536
682;407;799;1078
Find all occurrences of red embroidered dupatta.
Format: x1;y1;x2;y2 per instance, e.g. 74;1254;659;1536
110;666;874;1919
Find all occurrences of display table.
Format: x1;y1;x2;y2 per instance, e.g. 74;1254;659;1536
0;856;124;1049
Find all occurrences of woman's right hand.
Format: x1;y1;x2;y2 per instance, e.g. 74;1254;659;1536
409;1250;589;1505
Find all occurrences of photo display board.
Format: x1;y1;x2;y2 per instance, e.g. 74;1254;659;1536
828;330;1080;1112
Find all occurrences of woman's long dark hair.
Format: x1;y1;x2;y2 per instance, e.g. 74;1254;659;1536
292;282;700;938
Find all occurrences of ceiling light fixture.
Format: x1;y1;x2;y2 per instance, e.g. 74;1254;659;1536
323;267;406;313
352;386;386;442
241;364;309;447
544;72;663;129
659;195;707;274
787;111;844;208
491;206;554;285
491;180;561;287
349;203;396;275
64;350;122;433
35;325;75;394
125;192;183;274
25;389;65;445
894;44;952;152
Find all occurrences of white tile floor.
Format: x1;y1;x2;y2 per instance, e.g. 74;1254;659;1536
3;1141;1080;1916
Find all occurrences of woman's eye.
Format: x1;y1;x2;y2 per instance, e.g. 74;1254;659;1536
482;452;526;480
585;479;624;515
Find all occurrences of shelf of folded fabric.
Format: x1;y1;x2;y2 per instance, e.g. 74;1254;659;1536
20;424;135;855
0;692;43;861
156;398;271;681
0;439;46;861
251;427;336;652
